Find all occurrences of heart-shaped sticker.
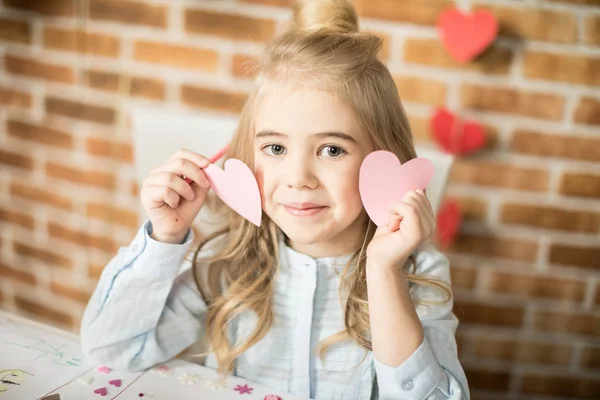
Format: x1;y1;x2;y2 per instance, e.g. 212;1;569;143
97;366;110;374
431;108;486;156
203;159;262;226
438;9;498;63
109;379;122;387
359;151;435;227
94;387;108;396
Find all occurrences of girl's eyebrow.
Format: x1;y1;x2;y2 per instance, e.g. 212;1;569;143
255;130;359;144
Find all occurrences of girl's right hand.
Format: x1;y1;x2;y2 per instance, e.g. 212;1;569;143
140;149;212;244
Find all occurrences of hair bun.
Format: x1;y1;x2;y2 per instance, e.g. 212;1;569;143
291;0;359;33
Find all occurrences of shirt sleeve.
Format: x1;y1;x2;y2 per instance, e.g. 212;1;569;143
373;245;470;400
80;221;217;372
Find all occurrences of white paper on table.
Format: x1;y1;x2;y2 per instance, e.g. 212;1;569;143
0;317;94;399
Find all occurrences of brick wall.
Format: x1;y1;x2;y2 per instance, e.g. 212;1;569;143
1;0;599;398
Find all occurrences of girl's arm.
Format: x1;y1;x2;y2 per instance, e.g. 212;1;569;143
367;247;470;400
80;221;214;371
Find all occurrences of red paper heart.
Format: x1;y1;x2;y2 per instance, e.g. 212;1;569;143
438;9;498;63
94;387;108;396
431;108;486;156
437;199;461;248
109;379;122;387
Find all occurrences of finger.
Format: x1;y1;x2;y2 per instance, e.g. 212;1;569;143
169;149;210;169
159;158;211;189
144;185;180;208
416;189;435;220
145;172;196;201
389;199;429;236
404;192;436;235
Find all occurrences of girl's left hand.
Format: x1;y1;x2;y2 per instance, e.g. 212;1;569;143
366;190;436;271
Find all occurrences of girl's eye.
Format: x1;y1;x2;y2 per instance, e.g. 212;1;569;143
320;146;345;158
263;144;286;156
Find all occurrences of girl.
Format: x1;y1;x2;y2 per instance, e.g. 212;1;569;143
81;0;469;398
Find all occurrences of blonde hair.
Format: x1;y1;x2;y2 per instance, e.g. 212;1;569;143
191;0;451;377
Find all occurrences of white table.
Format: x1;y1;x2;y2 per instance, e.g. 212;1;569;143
0;310;308;400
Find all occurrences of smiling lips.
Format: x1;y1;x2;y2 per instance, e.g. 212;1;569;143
283;202;327;217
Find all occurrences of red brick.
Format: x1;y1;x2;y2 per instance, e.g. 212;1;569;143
450;232;538;262
584;14;600;45
549;244;600;270
45;97;116;125
580;346;600;370
51;281;92;304
14;296;74;326
474;337;573;365
0;207;35;229
0;87;32;108
13;241;72;269
10;181;72;210
86;203;139;229
90;0;167;28
461;84;565;120
133;41;219;71
181;85;248;113
46;162;116;190
521;373;600;397
403;38;513;75
185;9;276;42
86;137;133;162
7;119;73;149
475;4;578;43
524;51;600;86
533;310;600;337
450;160;549;192
486;270;586;302
454;300;524;327
84;70;165;100
0;262;36;285
574;97;600;126
559;172;600;199
449;265;477;290
0;17;31;43
44;27;120;58
0;149;34;170
501;203;600;233
394;75;447;105
463;367;510;391
510;130;600;162
5;54;74;83
48;223;117;252
4;0;74;16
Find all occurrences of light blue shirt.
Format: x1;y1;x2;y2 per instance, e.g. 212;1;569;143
81;221;469;399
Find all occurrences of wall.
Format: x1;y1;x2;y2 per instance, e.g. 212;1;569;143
0;0;599;398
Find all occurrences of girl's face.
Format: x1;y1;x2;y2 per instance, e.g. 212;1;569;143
254;87;373;258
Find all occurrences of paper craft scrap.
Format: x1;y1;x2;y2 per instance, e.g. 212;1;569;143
204;379;225;391
431;108;485;156
234;383;254;394
203;160;262;227
265;395;283;400
97;366;111;374
94;387;108;396
178;373;199;384
109;379;122;387
78;376;93;385
437;8;498;63
359;151;435;227
150;364;172;376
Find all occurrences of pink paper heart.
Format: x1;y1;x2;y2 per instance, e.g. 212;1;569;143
109;379;122;387
359;151;435;227
203;159;262;226
94;387;108;396
97;366;110;374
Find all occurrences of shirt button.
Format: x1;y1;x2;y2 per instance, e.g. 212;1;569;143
401;379;414;391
